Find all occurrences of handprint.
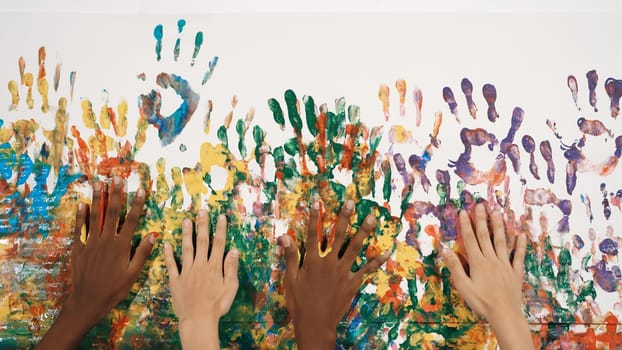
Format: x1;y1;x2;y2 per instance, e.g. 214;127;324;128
138;19;218;146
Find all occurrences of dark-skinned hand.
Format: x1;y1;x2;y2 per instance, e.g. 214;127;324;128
281;200;391;350
36;176;156;350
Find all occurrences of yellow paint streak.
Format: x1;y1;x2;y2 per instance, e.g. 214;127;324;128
115;100;128;137
378;84;390;120
12;119;39;154
395;242;421;279
23;73;33;109
135;117;149;151
389;125;412;143
43;97;68;174
155;158;170;205
87;132;113;158
8;80;19;110
37;78;49;113
81;99;97;129
99;103;111;130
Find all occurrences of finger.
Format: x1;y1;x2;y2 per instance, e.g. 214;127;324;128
341;215;375;266
439;245;472;293
73;202;87;252
209;214;227;272
490;210;509;262
512;234;527;276
102;176;123;239
332;200;355;257
305;200;321;259
163;242;179;287
119;188;146;246
88;181;104;240
223;249;240;300
474;203;496;258
127;233;156;279
281;235;299;285
354;250;390;280
459;210;483;262
194;210;210;264
181;219;195;272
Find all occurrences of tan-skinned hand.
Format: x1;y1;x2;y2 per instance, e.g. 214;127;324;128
281;200;391;350
440;202;534;350
37;176;156;350
163;211;239;350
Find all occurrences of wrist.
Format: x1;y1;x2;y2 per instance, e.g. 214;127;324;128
35;298;98;350
488;309;533;350
293;318;337;350
178;317;220;350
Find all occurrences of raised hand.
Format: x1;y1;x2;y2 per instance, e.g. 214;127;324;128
163;211;239;350
37;176;156;349
440;202;534;350
282;200;391;349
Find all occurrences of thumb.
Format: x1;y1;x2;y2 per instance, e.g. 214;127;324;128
439;245;471;293
128;232;156;278
281;235;299;286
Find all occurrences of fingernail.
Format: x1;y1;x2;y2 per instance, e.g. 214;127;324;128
136;188;145;199
282;235;291;247
164;242;171;252
518;234;526;243
345;200;355;210
218;214;226;223
313;201;320;210
477;203;485;213
93;181;101;192
438;244;448;258
149;234;155;244
365;215;375;226
230;249;239;258
198;209;207;218
383;250;391;259
113;176;121;185
78;202;85;211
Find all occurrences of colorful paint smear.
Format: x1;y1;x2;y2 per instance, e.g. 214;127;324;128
1;19;622;350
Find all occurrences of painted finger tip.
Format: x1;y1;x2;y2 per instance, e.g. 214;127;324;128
230;248;239;258
198;209;207;218
365;214;376;226
77;201;85;211
113;175;121;185
163;242;171;251
518;233;527;243
148;232;158;244
345;199;355;211
382;249;392;259
281;235;291;248
218;214;226;223
312;200;320;211
136;188;145;199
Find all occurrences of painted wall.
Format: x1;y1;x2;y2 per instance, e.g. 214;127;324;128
1;8;621;349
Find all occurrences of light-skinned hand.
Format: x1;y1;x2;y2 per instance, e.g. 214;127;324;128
440;202;534;350
37;176;156;349
281;200;391;350
163;211;239;350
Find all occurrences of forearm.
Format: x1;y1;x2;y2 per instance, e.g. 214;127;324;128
35;300;96;350
293;320;337;350
489;310;534;350
178;319;220;350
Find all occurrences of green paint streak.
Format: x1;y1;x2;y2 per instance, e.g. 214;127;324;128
268;98;285;129
283;138;299;156
381;159;392;202
303;95;318;136
284;90;302;133
217;125;228;148
253;125;266;163
348;104;360;124
236;119;247;158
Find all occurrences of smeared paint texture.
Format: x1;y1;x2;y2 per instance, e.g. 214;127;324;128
2;21;622;350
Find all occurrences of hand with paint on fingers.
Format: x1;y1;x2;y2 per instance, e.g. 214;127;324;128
163;212;239;350
440;203;534;350
281;200;392;350
37;176;156;350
